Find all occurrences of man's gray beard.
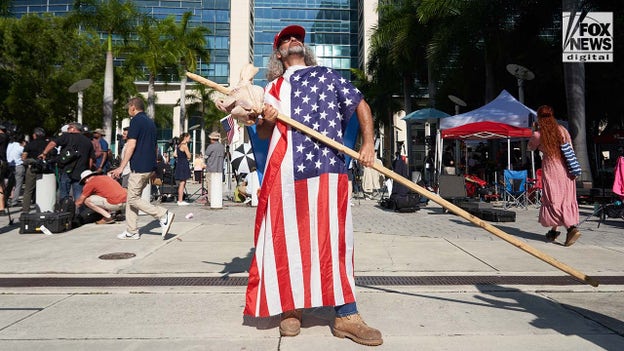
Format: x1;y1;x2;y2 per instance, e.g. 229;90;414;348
279;45;305;58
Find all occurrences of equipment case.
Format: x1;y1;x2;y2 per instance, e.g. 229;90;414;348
19;212;73;234
468;208;516;222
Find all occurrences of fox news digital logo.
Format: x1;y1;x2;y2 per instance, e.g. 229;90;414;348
562;12;613;62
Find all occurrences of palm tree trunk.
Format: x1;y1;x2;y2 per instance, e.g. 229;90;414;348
563;0;592;183
563;63;592;183
102;35;114;145
179;74;187;133
147;74;156;119
427;60;436;107
402;74;412;113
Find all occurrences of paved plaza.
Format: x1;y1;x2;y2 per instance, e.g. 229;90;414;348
0;184;623;350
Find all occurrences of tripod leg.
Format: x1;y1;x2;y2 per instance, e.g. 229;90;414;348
0;183;13;224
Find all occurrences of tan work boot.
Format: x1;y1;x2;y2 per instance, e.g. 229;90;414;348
279;309;302;336
564;227;581;247
332;313;383;346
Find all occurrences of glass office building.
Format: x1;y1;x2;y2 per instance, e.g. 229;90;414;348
252;0;360;86
10;0;230;83
9;0;373;85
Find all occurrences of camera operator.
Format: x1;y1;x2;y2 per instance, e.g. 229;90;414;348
21;127;49;213
40;122;94;201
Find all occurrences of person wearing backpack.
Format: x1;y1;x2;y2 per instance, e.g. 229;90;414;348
39;122;95;201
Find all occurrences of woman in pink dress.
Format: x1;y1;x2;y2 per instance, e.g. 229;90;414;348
528;105;581;246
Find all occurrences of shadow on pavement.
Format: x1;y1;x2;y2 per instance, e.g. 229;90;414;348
202;247;255;278
242;306;335;332
358;283;623;349
474;284;624;348
0;221;19;234
444;217;547;242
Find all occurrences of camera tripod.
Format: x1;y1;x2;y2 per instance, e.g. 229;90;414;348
188;169;208;200
0;179;14;225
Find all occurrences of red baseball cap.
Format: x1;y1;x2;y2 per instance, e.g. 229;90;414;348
273;25;305;49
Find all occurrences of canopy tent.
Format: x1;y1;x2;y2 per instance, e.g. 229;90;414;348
438;121;533;177
402;108;451;123
441;121;532;140
440;90;536;129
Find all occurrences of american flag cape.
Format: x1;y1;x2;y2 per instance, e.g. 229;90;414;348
244;66;363;317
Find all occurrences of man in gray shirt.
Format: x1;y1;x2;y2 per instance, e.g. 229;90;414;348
204;132;225;208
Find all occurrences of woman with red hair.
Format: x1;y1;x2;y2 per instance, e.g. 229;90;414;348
528;105;580;246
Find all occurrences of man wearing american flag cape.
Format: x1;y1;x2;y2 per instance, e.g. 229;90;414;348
245;25;382;346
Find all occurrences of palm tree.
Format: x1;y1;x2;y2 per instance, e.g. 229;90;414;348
169;12;210;134
360;32;405;164
418;0;544;103
125;16;179;119
70;0;140;145
372;0;429;113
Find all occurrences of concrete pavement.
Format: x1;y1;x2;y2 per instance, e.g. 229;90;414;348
0;185;623;350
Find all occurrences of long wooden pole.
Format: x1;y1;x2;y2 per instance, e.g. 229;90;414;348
185;71;599;287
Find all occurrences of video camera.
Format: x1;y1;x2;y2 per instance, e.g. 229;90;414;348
24;158;54;174
167;137;180;151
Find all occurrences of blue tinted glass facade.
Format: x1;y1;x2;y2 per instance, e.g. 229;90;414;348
10;0;364;86
10;0;230;83
253;0;361;86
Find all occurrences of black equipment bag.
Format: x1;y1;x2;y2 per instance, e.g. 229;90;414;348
384;158;420;212
388;193;420;212
55;197;76;222
72;207;103;228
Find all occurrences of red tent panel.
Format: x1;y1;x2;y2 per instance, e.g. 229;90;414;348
441;121;532;140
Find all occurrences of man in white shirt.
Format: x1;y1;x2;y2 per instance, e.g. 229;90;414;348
6;137;25;207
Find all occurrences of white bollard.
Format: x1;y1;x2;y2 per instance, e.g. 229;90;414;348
247;171;260;207
36;173;56;212
210;172;222;208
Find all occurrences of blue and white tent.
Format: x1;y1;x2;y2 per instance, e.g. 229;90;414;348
439;90;536;130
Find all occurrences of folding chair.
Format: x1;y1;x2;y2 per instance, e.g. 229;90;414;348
526;168;543;206
503;169;527;209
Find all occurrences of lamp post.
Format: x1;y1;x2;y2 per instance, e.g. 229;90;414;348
506;64;534;104
448;94;466;115
68;79;93;124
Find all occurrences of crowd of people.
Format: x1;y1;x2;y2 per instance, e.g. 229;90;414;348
0;97;233;241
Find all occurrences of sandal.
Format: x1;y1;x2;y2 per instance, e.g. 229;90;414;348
545;230;560;242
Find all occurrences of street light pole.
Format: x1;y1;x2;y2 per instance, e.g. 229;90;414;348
506;64;535;104
68;79;93;124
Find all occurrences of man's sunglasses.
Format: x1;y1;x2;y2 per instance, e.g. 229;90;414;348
280;34;303;44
